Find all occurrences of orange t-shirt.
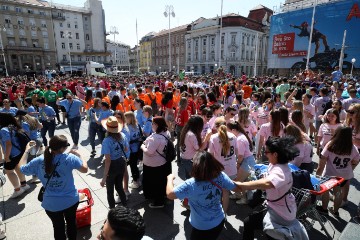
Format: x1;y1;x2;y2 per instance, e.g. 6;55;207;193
102;96;111;105
155;92;162;105
173;94;180;108
144;92;156;106
242;85;252;99
124;97;134;112
138;93;145;102
116;103;124;112
85;99;94;110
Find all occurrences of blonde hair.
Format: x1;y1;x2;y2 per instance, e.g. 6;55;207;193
238;107;250;127
179;97;188;111
215;117;230;156
124;111;137;127
293;100;303;113
345;103;360;133
93;98;101;108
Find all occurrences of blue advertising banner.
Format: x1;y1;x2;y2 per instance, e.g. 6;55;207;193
268;0;360;70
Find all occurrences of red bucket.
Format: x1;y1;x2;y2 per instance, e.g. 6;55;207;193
76;188;94;228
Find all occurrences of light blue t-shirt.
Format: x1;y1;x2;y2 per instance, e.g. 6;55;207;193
88;107;101;123
174;172;236;230
127;125;141;153
121;127;131;158
27;105;37;116
134;109;146;128
0;127;22;157
143;117;152;136
58;99;82;119
21;121;40;140
101;133;129;160
0;107;18;116
331;70;343;82
39;105;56;121
20;153;82;211
98;109;114;123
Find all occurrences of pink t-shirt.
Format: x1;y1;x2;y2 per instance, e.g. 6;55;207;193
265;163;297;221
180;131;200;160
321;143;360;180
291;142;313;166
317;123;342;148
236;133;253;158
258;122;284;141
208;132;237;177
255;107;270;128
142;131;170;167
303;103;315;129
243;121;257;140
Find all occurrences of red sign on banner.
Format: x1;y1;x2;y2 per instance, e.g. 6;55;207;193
272;33;295;54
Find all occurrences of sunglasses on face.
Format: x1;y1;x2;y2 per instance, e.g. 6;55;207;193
346;110;356;115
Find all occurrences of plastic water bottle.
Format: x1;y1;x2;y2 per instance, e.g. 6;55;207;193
248;166;257;181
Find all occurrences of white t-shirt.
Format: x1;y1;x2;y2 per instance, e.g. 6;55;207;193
314;96;330;120
236;133;253;158
208;132;237;177
180;131;200;160
321;143;360;180
317;123;342;148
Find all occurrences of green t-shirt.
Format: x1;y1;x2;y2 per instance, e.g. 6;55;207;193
44;90;57;103
57;88;72;98
33;89;44;98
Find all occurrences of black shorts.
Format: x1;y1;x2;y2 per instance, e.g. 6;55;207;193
60;106;66;112
4;154;22;170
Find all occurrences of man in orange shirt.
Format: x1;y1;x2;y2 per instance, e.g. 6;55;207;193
137;88;145;102
242;81;253;99
124;90;136;112
143;85;155;106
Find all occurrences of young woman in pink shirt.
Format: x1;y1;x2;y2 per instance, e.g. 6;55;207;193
208;117;237;213
317;109;342;156
316;126;359;217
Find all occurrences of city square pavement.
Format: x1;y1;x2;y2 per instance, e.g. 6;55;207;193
1;119;360;240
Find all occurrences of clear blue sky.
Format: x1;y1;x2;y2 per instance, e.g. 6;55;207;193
55;0;283;47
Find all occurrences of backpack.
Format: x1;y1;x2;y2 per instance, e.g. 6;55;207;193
9;127;31;156
156;134;176;162
148;93;158;116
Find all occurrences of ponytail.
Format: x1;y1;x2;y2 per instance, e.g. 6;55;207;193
44;146;55;174
218;125;230;156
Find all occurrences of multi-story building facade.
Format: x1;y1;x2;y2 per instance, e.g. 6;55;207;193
185;5;272;77
139;32;154;72
106;40;130;70
151;24;187;74
129;45;139;74
52;0;109;72
0;0;57;74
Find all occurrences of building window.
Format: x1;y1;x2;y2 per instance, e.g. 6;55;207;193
28;9;34;14
195;40;198;47
58;12;63;17
84;17;88;21
44;42;49;49
32;41;38;47
59;22;63;27
74;23;78;29
78;55;82;61
75;33;79;39
20;39;27;47
39;11;46;16
230;52;235;58
19;30;25;36
63;55;67;61
18;19;24;25
60;31;64;38
31;31;37;37
221;35;224;44
6;29;13;36
211;37;215;45
71;55;74;61
203;38;206;46
41;22;47;28
92;56;95;61
86;34;90;40
84;24;88;30
42;31;48;38
1;6;9;11
8;38;15;46
231;35;236;44
86;56;90;61
247;36;250;46
67;23;71;28
29;19;35;26
221;50;224;60
5;18;11;24
61;43;65;49
98;56;101;62
69;43;73;49
86;44;90;50
77;43;80;50
15;7;22;13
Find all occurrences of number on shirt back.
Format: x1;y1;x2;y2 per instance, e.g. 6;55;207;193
333;157;351;169
221;146;235;158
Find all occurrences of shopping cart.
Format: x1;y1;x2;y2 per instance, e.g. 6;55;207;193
293;175;345;239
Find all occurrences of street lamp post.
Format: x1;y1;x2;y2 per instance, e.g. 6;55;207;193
109;26;119;68
351;58;356;77
0;27;9;77
164;5;175;73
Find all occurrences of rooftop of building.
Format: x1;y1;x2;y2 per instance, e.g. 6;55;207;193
4;0;51;7
106;40;130;48
51;2;90;13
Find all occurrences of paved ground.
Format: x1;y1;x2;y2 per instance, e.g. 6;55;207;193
1;119;360;240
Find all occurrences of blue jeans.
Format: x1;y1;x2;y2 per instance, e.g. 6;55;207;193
88;122;103;150
179;158;193;181
41;120;56;146
67;116;81;145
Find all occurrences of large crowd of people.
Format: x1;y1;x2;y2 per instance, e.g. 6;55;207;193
0;69;360;239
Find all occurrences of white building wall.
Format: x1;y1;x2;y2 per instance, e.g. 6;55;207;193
85;0;105;51
106;41;130;67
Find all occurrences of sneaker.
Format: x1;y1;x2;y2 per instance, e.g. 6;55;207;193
138;161;143;171
0;229;5;240
21;184;30;192
340;200;349;208
148;203;164;209
129;181;140;189
316;205;329;215
10;188;25;199
91;149;96;154
229;192;242;200
125;190;131;197
236;197;248;205
329;207;340;218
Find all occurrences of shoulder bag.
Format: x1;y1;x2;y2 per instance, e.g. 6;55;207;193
38;161;60;202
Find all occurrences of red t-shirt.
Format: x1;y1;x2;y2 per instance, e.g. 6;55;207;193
175;108;189;127
164;99;173;109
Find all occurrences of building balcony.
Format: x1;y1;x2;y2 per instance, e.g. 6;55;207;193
6;46;43;52
52;15;66;21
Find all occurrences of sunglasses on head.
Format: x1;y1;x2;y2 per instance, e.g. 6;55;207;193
346;110;356;114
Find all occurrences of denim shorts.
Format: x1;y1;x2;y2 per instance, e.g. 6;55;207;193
240;155;256;173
